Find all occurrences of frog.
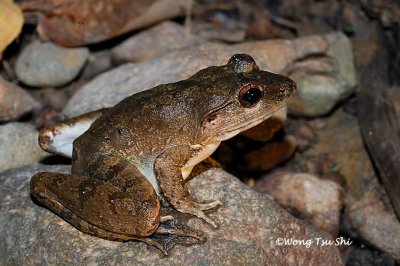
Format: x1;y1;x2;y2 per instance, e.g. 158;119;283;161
31;54;296;254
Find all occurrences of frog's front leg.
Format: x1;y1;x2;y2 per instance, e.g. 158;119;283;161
155;146;221;228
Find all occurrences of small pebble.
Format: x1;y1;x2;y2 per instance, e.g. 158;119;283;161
0;122;45;172
0;77;39;122
15;41;89;87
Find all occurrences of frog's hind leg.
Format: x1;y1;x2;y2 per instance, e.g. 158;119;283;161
31;170;204;255
30;171;160;240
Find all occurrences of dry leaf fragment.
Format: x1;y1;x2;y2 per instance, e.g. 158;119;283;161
0;0;23;58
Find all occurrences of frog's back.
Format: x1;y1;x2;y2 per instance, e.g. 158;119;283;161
70;82;201;178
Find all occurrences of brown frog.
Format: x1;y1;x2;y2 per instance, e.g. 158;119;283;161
31;54;296;254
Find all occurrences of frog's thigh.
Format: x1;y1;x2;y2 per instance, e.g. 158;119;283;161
31;171;160;238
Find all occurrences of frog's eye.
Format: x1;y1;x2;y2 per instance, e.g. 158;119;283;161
239;84;263;108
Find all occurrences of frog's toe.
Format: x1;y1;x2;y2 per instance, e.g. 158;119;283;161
194;199;222;211
177;206;218;228
139;237;169;256
160;215;175;222
156;225;205;241
200;214;218;228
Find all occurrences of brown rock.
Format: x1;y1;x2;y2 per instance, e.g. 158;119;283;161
304;108;377;203
254;171;343;235
0;77;39;122
244;136;297;172
240;107;287;142
285;118;317;151
30;0;190;47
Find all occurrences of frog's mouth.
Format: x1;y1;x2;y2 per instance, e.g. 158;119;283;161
216;114;271;141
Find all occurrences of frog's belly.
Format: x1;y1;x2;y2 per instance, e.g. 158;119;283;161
182;141;221;179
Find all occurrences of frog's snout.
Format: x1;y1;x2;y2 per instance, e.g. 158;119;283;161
262;72;297;102
281;76;297;99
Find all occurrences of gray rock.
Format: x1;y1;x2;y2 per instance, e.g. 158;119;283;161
0;77;39;122
0;165;342;265
80;50;113;80
344;187;400;262
111;21;199;63
287;32;357;116
0;123;45;173
63;32;354;118
15;41;89;87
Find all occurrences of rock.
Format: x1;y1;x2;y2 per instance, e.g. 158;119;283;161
192;15;247;43
0;123;45;173
303;108;377;203
0;165;343;265
244;136;297;172
63;32;353;118
111;21;199;63
285;118;317;151
254;171;343;235
344;186;400;262
287;32;357;116
342;245;396;266
15;41;89;87
80;50;113;80
0;77;39;122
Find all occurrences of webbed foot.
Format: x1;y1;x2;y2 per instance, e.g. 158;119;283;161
143;215;205;255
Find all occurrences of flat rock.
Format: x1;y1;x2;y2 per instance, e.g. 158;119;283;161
254;171;343;235
0;123;45;173
0;77;39;122
111;21;199;63
15;41;89;87
0;165;342;265
63;32;354;118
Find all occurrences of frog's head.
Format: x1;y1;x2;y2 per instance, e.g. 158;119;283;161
192;54;296;142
